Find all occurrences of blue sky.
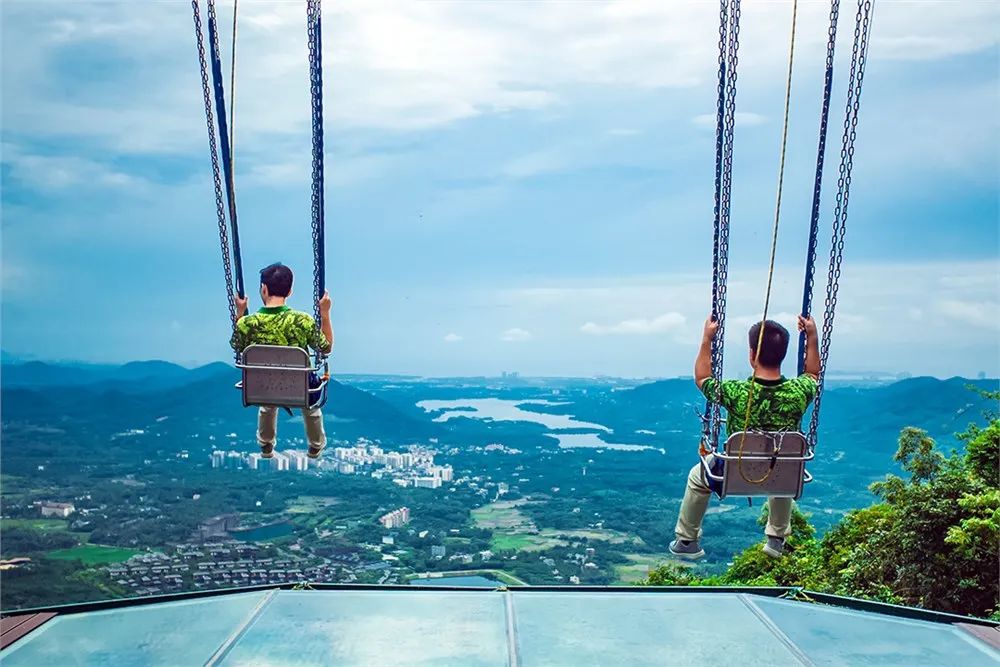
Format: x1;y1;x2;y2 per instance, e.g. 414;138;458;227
2;1;998;378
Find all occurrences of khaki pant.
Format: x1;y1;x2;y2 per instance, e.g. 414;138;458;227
674;455;792;542
257;407;326;451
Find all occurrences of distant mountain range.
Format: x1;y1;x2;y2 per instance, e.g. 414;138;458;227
594;375;998;450
2;359;995;455
0;360;438;443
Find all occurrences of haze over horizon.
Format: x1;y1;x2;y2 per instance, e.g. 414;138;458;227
2;1;997;378
4;349;992;383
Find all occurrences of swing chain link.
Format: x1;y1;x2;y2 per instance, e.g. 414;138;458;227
307;0;326;335
705;0;741;449
810;0;875;445
192;0;237;330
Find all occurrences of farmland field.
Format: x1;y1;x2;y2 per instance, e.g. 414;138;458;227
2;519;70;533
46;544;142;565
614;554;665;584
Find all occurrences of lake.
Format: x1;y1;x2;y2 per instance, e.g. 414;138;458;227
549;432;658;452
410;575;501;587
231;522;294;542
416;398;659;453
416;398;609;431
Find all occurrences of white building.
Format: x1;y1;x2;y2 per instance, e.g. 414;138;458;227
286;452;309;472
430;465;454;482
414;477;442;489
40;502;75;518
379;507;410;529
211;451;225;468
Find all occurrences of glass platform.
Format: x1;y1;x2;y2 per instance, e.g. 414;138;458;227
1;588;997;666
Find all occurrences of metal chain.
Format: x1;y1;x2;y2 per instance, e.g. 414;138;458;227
809;0;875;445
307;0;326;341
704;0;741;449
710;0;728;328
192;0;236;329
705;0;730;446
798;0;840;375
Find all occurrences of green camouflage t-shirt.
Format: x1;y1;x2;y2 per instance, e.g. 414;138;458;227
230;306;329;353
701;375;817;437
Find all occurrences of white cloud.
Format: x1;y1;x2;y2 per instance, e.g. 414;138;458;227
875;3;1000;61
936;300;1000;331
500;328;532;342
692;112;767;129
1;0;994;194
1;144;142;192
581;312;686;335
443;333;463;343
492;260;999;376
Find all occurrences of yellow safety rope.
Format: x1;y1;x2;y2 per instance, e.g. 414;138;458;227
737;0;799;484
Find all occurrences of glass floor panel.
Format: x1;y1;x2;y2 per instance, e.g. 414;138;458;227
0;591;268;667
513;592;800;666
750;595;1000;667
2;589;997;666
218;590;509;666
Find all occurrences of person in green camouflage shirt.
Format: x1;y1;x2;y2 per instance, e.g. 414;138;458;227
670;315;820;560
231;263;334;460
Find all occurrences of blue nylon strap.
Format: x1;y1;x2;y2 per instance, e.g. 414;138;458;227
798;0;841;376
206;1;245;300
313;13;325;301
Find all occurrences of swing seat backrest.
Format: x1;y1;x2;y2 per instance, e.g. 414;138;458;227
240;345;312;409
715;431;811;500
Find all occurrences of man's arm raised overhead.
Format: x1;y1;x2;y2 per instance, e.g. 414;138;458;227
695;315;719;391
798;315;820;381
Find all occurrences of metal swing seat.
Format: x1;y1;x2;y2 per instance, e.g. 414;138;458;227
235;344;329;410
700;431;814;500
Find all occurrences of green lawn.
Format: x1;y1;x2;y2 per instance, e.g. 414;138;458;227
490;533;537;552
2;519;70;532
46;544;141;565
490;531;567;553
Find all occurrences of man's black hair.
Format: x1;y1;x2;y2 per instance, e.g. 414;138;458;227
260;263;293;298
748;319;790;368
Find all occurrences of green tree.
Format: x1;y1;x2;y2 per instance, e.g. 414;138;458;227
644;399;999;618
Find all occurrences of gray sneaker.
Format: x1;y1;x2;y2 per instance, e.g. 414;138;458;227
669;539;706;560
763;537;785;559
